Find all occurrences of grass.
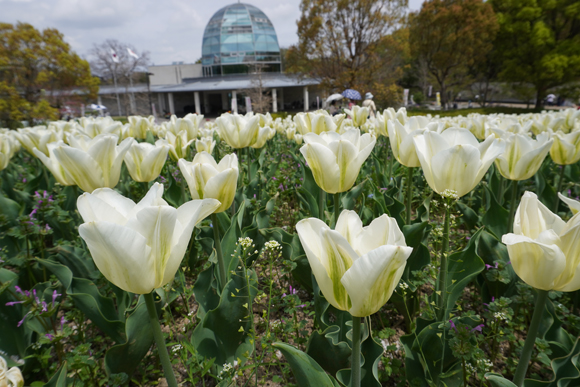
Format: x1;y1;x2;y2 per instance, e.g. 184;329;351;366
407;106;543;117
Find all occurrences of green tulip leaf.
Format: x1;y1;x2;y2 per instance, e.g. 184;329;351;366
39;259;126;343
44;361;68;387
192;265;220;319
341;179;367;211
0;268;33;364
442;228;485;319
522;337;580;387
455;200;478;230
306;326;351;376
475;230;517;300
484;373;518;387
105;296;155;377
273;342;339;387
481;185;509;239
191;268;258;368
0;192;21;219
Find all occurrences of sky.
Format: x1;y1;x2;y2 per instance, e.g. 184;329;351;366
0;0;425;66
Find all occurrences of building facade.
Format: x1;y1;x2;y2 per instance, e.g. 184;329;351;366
98;2;322;117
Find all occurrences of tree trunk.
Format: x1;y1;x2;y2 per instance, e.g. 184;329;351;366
535;85;546;110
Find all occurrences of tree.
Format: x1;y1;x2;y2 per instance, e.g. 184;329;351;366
490;0;580;109
90;40;150;115
242;64;273;114
409;0;498;109
285;0;407;104
0;22;99;128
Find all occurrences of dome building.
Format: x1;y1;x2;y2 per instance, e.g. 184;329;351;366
201;3;281;76
99;2;321;117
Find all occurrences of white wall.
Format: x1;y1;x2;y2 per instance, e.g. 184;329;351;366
148;64;203;86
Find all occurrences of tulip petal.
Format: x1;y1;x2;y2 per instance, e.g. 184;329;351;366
300;142;340;194
514;191;566;238
77;188;135;224
341;245;411;317
296;218;351;311
502;233;566;291
204;168;238;212
53;145;104;192
430;144;481;197
163;198;221;286
126;206;177;288
79;221;154;294
558;193;580;215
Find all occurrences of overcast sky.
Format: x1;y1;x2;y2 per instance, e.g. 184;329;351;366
1;0;424;65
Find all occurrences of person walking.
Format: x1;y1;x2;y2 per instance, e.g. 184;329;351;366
362;92;377;118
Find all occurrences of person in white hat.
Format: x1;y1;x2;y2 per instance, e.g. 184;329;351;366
362;92;376;118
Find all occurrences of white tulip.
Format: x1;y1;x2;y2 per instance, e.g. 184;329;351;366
413;128;505;198
53;134;133;192
124;140;169;182
494;132;553;180
300;129;375;194
296;210;411;317
78;183;220;294
178;152;238;213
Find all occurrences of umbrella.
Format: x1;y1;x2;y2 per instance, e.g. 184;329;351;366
342;89;362;100
326;93;344;103
88;104;107;111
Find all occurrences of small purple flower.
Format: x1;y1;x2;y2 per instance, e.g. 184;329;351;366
61;316;66;330
17;312;31;328
272;177;277;180
5;301;24;306
471;324;485;333
52;290;61;306
22;178;27;183
45;333;54;341
449;320;456;331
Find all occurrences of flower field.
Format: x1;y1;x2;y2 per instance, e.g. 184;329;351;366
1;107;580;387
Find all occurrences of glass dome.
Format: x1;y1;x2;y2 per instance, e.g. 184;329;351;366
201;3;281;76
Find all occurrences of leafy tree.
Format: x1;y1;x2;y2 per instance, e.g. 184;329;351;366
285;0;407;107
490;0;580;109
409;0;498;109
0;22;99;128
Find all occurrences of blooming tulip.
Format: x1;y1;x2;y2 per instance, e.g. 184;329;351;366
300;129;375;194
195;137;216;154
344;106;370;127
494;132;553;181
78;116;123;138
77;183;220;294
178;152;238;213
413;128;505;198
251;126;275;149
124;140;170;182
33;141;76;186
52;134;133;192
0;356;24;387
294;111;337;135
296;210;411;317
165;130;193;161
16;126;62;156
0;135;12;171
163;115;199;141
549;130;580;165
502;191;580;292
127;116;155;139
386;116;430;167
215;113;259;148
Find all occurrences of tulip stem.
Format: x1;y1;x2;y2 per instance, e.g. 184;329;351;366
508;181;519;233
333;193;340;228
513;289;549;387
351;315;362;387
553;165;566;212
247;148;252;184
437;197;451;321
406;167;414;225
318;188;325;222
144;292;178;387
211;213;227;292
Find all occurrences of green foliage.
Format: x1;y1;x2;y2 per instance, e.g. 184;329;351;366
490;0;580;108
